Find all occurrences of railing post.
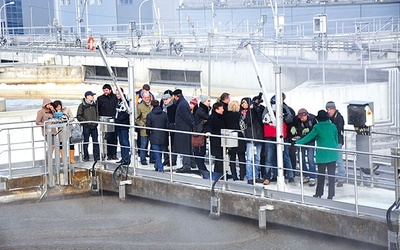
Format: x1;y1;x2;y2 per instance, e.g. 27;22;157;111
392;148;400;201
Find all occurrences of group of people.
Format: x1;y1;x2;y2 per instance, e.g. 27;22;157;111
36;82;345;199
179;91;344;200
36;83;131;165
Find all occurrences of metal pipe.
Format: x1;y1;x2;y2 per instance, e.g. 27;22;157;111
98;44;130;113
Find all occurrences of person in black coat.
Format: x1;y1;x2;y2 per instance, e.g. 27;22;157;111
161;91;177;166
115;88;131;165
146;100;169;172
173;89;194;172
205;102;226;174
97;84;119;160
240;97;264;184
193;95;211;171
224;100;246;180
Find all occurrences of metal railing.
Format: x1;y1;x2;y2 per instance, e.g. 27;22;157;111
0;119;399;219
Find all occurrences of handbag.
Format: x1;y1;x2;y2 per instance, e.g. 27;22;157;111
69;120;84;144
192;135;205;147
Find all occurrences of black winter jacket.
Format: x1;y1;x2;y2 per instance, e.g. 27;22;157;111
115;98;130;130
146;106;169;145
194;102;210;133
97;92;118;117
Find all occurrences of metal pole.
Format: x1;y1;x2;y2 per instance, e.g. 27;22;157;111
98;44;130;113
244;43;276;125
0;2;14;39
138;0;150;30
128;61;137;175
274;65;286;191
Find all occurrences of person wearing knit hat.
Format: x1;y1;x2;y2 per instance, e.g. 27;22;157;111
295;109;338;200
297;108;309;118
325;101;336;110
294;108;317;186
325;100;345;187
162;93;171;100
193;94;211;171
190;98;198;106
200;95;210;103
189;98;198;116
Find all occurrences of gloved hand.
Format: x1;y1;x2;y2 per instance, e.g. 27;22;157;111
302;128;310;136
290;126;297;135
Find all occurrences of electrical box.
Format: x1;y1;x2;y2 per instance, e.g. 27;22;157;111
347;101;374;127
313;14;327;34
221;129;238;148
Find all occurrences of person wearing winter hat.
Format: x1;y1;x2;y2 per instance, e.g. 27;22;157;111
193;95;211;171
174;89;194;172
325;101;345;187
189;98;198;116
161;91;178;167
294;108;317;186
296;110;338;199
200;95;210;104
76;90;100;161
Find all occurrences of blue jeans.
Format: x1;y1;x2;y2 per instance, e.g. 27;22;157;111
264;141;277;179
283;145;294;179
152;144;163;171
117;129;130;163
139;136;149;162
300;146;316;179
264;142;293;179
245;142;262;180
336;143;345;182
83;127;100;160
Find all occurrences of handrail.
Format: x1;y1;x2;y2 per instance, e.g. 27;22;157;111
0;114;398;219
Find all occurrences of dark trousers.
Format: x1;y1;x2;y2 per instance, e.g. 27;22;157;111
213;148;224;174
83;127;100;160
106;131;118;157
315;161;336;198
193;145;207;171
228;149;246;180
163;132;176;164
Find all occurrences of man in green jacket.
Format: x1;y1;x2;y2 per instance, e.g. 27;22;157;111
77;91;100;161
295;110;338;199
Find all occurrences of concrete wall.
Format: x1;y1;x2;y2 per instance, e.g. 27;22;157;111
0;65;83;84
99;172;387;247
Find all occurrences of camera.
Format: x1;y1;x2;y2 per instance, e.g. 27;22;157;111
252;92;263;106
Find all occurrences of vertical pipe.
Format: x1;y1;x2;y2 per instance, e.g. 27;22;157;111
31;126;36;168
353;153;359;215
274;65;286;191
298;147;304;203
128;61;137;176
7;131;11;178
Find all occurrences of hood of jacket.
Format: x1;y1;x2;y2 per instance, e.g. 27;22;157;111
42;98;52;108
